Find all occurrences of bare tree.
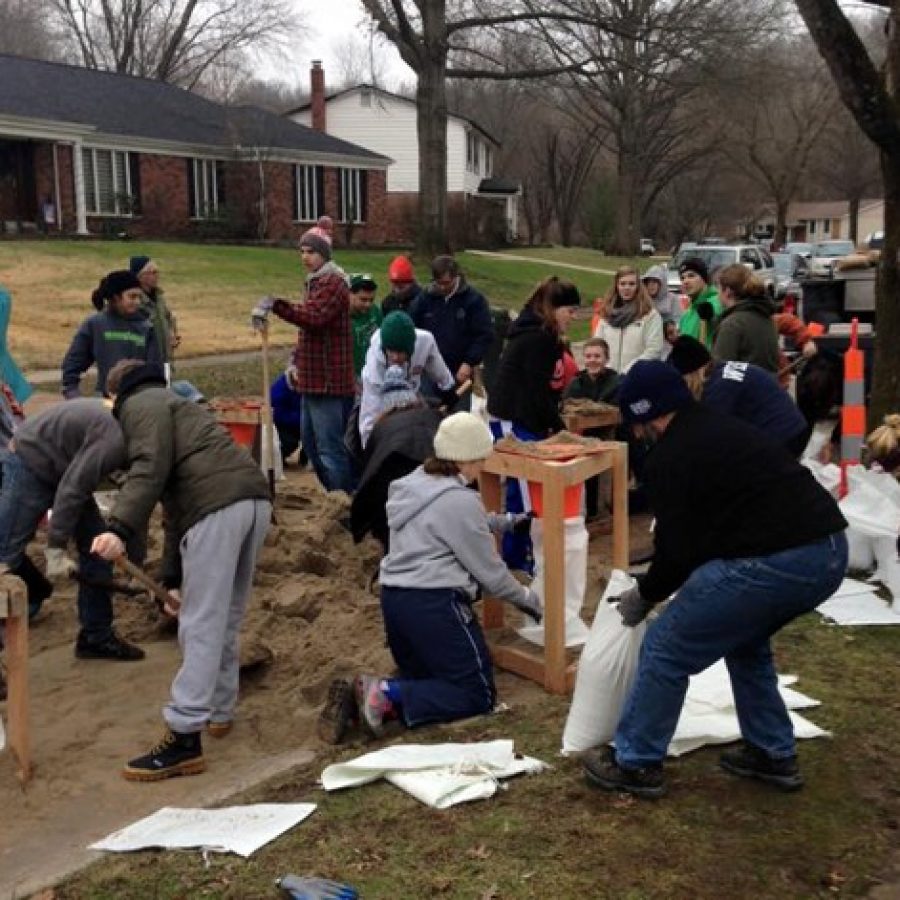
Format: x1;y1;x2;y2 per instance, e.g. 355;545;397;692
793;0;898;423
47;0;299;89
330;28;393;89
0;0;59;58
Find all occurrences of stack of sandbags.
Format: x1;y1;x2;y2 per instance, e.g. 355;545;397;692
835;253;873;272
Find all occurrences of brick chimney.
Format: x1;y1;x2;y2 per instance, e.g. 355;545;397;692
311;60;326;132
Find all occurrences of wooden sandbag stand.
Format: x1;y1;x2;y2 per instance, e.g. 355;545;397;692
479;442;629;695
1;572;31;783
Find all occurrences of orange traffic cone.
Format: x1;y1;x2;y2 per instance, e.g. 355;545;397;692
839;317;866;497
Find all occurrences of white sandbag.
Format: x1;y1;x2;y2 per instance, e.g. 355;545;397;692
839;467;900;539
561;570;646;753
846;527;875;571
519;516;590;648
0;713;5;751
872;535;900;604
802;459;842;497
320;740;547;809
260;425;284;481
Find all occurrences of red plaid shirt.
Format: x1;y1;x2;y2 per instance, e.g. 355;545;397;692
273;266;355;396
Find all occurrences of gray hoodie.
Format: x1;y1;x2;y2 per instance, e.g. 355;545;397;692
643;264;678;323
380;466;529;607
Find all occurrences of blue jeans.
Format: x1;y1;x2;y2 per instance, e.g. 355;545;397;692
614;532;848;768
301;394;355;493
381;586;496;727
0;451;114;639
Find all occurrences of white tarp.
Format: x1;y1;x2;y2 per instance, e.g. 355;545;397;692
89;803;317;857
817;578;900;625
320;740;547;809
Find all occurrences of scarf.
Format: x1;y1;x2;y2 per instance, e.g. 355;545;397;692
605;297;639;330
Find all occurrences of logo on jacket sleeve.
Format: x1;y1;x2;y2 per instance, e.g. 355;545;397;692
629;399;652;416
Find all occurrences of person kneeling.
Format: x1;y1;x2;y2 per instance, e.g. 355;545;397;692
319;413;541;743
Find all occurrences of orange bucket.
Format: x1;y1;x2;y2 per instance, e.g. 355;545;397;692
211;398;262;449
223;421;258;447
528;482;583;518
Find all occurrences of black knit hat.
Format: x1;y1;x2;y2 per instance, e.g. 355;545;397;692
619;360;694;424
678;257;709;284
552;282;582;308
668;335;712;375
91;270;141;310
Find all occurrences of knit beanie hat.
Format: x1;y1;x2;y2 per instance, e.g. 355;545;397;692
667;335;711;375
678;257;709;284
380;311;416;357
299;226;332;260
433;412;495;462
552;282;582;308
619;360;694;424
388;256;415;283
91;270;141;310
129;255;152;276
350;273;378;292
381;365;418;411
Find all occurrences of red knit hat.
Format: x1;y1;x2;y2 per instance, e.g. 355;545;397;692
388;256;415;283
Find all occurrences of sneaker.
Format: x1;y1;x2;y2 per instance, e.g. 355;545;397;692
582;748;666;799
355;674;393;738
719;743;804;792
75;631;146;661
317;678;358;745
207;720;233;738
122;729;205;782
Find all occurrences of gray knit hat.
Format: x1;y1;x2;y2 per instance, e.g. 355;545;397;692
299;225;332;260
381;365;418;411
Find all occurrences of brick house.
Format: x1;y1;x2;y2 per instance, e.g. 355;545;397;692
0;54;391;243
287;63;521;246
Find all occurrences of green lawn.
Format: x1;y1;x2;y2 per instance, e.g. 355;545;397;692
0;240;613;368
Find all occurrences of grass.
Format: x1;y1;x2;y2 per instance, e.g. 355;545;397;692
56;613;900;899
0;240;617;369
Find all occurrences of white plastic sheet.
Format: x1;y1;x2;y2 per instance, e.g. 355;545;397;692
520;516;590;648
89;803;317;857
320;740;547;809
817;577;900;625
562;570;647;753
802;459;842;497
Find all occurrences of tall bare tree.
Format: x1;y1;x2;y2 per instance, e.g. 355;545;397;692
47;0;298;89
794;0;898;424
0;0;58;58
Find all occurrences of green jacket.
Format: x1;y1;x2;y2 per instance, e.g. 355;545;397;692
351;304;382;377
141;286;177;365
678;285;722;349
109;366;269;550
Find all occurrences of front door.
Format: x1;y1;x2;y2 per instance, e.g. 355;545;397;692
0;140;38;224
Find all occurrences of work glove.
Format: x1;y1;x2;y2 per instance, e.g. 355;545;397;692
163;589;182;618
250;295;276;331
486;511;534;536
277;875;359;900
697;300;716;322
285;364;300;390
44;547;77;582
511;586;543;625
608;584;653;627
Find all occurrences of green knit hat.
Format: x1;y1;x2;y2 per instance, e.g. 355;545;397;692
380;311;416;357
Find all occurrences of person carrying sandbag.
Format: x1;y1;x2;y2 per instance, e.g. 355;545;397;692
582;361;847;799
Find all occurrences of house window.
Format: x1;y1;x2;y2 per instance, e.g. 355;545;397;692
293;164;323;222
466;133;475;172
484;145;493;178
823;218;831;234
808;220;816;235
82;149;138;215
188;158;225;219
472;137;480;174
360;90;372;108
337;168;368;224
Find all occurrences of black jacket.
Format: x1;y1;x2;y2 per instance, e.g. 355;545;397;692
639;402;846;605
712;295;779;373
563;368;620;404
487;307;565;436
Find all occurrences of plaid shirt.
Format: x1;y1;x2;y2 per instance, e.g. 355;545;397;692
273;265;355;396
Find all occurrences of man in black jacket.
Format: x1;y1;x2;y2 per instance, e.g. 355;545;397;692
582;360;847;799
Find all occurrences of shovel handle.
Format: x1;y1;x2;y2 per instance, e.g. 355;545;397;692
114;556;171;611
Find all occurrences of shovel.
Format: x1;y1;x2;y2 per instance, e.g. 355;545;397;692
259;322;277;497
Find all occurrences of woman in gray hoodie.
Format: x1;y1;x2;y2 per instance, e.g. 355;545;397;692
318;413;542;744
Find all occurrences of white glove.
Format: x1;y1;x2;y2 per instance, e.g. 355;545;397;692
45;547;77;581
285;364;300;390
251;296;276;331
510;587;543;624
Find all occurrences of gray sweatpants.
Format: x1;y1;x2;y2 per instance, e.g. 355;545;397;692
164;498;271;733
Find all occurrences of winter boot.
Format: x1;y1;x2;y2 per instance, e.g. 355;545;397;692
582;747;666;800
317;677;358;745
11;556;53;620
75;630;145;661
122;729;205;781
719;743;804;792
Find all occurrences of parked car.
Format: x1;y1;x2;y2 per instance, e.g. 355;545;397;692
640;238;656;256
667;243;777;297
785;241;813;259
864;230;884;250
771;252;809;310
809;239;856;277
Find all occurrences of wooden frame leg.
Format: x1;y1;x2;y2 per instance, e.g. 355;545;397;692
541;477;566;694
611;442;629;570
2;578;31;784
479;472;505;630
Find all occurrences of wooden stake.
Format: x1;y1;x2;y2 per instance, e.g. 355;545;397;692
260;324;276;498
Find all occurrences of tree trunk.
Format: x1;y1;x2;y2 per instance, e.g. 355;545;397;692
416;53;450;258
848;195;860;244
870;149;900;426
611;152;640;256
775;199;789;248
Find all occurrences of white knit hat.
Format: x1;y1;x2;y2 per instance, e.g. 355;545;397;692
433;412;494;462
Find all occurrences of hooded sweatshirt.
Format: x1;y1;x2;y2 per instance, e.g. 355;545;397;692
379;466;531;607
712;294;779;373
61;307;160;398
487;307;565;436
642;264;678;323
